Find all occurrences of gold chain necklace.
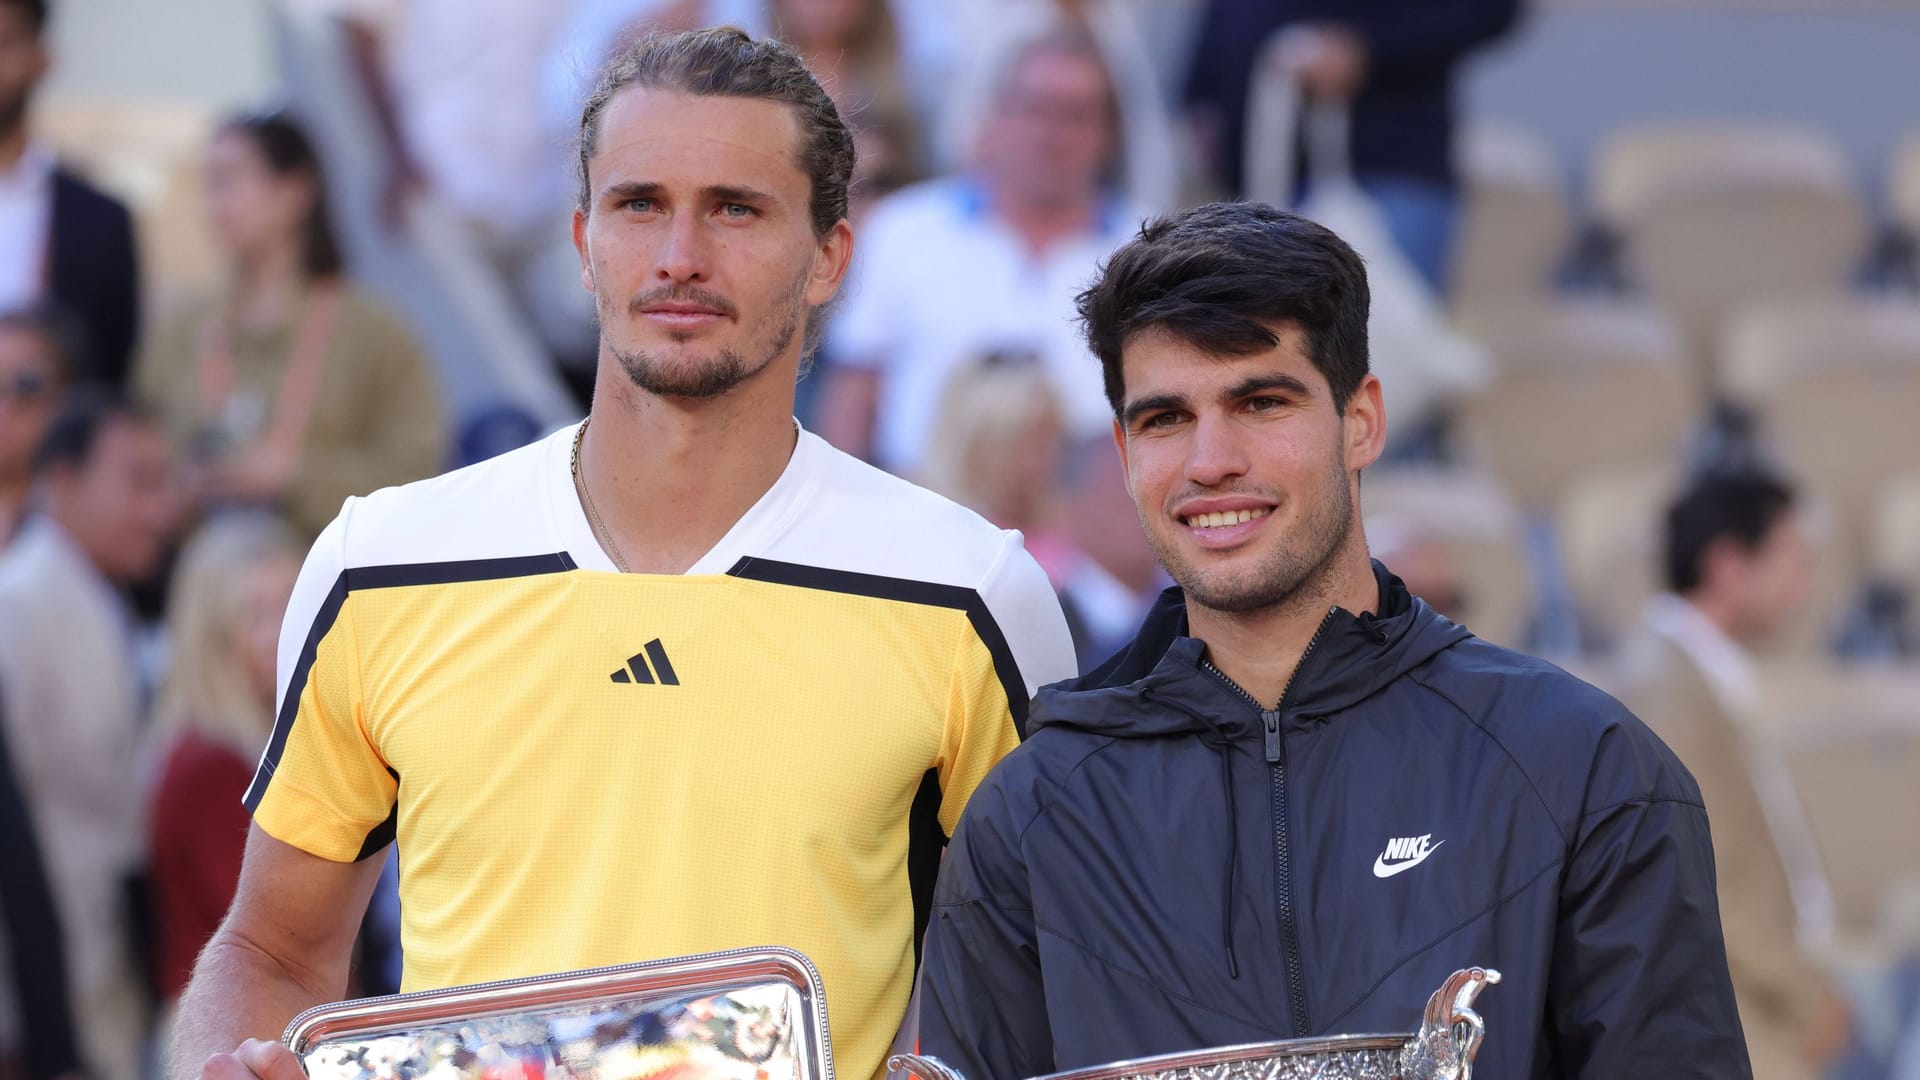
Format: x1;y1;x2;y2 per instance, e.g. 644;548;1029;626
570;417;632;573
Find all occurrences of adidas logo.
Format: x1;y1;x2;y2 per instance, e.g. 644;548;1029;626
610;639;680;685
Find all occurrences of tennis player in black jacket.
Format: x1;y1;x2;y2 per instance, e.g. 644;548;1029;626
917;203;1751;1079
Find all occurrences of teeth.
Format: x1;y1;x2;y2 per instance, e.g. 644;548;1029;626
1187;508;1269;528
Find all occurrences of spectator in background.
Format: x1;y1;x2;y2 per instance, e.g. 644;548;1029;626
917;352;1061;534
135;112;445;543
0;307;67;546
1033;433;1163;673
0;672;85;1080
770;0;925;182
0;0;139;385
0;390;183;1080
1615;470;1849;1080
319;0;592;365
817;22;1141;474
146;514;299;1045
1184;0;1520;290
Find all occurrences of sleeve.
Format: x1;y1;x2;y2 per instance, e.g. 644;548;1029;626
95;194;141;388
936;533;1075;832
0;677;84;1080
287;302;448;537
918;770;1055;1079
1548;794;1755;1078
244;503;400;863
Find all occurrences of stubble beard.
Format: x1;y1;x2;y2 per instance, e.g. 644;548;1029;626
603;272;809;400
1148;452;1355;617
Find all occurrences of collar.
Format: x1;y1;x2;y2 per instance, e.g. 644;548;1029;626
1643;593;1759;713
0;140;56;193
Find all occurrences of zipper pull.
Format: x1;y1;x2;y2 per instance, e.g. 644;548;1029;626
1262;709;1283;763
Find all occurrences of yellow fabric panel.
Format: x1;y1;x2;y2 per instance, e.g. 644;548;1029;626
252;600;394;862
251;568;1019;1080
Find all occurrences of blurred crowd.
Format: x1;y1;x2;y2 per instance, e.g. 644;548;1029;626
2;0;1919;1078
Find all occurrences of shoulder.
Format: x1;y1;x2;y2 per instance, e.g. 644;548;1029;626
760;433;1038;592
331;284;416;341
1408;637;1704;825
948;724;1118;850
318;425;572;574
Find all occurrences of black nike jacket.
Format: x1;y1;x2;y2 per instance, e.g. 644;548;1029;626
918;563;1751;1078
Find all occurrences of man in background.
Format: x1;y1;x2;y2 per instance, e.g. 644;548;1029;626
0;391;183;1080
817;23;1140;474
0;0;139;384
1616;470;1850;1080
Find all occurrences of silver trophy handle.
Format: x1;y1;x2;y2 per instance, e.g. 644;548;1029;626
1401;967;1502;1080
888;1053;969;1080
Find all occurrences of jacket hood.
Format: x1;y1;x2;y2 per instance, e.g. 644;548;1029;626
1029;561;1472;742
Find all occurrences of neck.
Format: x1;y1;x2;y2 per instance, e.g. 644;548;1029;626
0;123;26;173
44;505;118;587
1187;540;1378;708
988;179;1097;254
579;352;800;574
1680;590;1747;645
0;472;27;541
229;243;307;329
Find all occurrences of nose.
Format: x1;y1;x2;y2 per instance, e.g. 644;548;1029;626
1184;411;1250;489
655;209;711;284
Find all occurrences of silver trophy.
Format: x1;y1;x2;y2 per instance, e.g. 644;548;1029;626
283;949;1495;1080
889;967;1501;1080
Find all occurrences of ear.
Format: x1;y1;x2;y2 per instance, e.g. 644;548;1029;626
804;218;855;307
1343;374;1386;473
571;208;595;293
1111;418;1134;500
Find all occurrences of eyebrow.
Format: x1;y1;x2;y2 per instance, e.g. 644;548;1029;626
599;181;778;206
1120;392;1186;427
1223;373;1313;400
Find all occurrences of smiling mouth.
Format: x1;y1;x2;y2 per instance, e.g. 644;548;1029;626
1181;507;1271;529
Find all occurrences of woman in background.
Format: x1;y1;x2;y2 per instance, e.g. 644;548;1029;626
136;111;445;542
917;352;1063;535
770;0;927;188
145;514;299;1030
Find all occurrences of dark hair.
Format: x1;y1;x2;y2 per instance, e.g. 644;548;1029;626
30;386;153;477
1664;470;1797;595
1077;201;1370;418
0;304;77;385
220;110;344;279
576;26;854;238
0;0;46;33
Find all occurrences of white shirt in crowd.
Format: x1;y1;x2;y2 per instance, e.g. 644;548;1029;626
828;176;1144;475
0;140;55;312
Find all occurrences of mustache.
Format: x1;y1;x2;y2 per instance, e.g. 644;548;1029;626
628;285;739;319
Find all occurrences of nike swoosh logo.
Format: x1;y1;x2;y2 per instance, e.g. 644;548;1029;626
1373;840;1444;879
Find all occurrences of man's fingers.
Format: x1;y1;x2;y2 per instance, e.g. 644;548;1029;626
234;1039;305;1080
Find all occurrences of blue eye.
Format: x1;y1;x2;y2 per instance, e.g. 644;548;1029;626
721;203;755;218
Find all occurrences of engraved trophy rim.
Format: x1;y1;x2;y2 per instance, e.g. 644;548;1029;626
1030;1032;1412;1080
283;944;834;1078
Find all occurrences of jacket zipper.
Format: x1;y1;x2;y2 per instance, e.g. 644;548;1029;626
1202;606;1335;1039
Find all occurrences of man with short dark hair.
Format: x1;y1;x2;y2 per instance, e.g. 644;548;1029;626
917;202;1749;1078
173;27;1072;1080
0;0;140;385
0;390;182;1080
1617;470;1847;1080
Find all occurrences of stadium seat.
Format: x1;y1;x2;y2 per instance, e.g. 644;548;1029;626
1557;465;1675;650
1871;474;1920;605
1450;123;1573;319
1593;125;1868;371
1750;662;1920;946
1456;300;1696;511
1360;468;1534;649
1891;131;1920;241
1721;296;1920;565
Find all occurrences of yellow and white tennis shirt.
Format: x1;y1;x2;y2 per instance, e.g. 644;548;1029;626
245;422;1075;1080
